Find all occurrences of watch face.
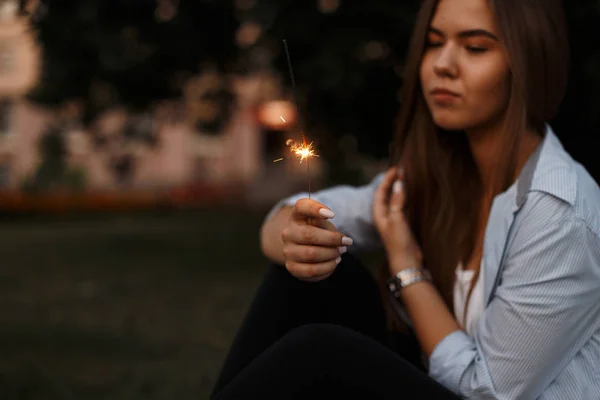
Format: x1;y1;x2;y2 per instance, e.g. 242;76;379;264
388;281;397;292
387;277;401;298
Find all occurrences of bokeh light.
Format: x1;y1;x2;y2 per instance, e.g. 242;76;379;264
257;100;297;130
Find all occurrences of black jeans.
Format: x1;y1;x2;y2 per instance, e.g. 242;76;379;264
210;254;461;399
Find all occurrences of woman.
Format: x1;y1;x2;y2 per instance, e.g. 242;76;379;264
211;0;600;398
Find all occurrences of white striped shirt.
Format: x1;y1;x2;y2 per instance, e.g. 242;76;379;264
266;125;600;399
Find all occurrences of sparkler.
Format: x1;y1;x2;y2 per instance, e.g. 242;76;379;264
271;39;318;198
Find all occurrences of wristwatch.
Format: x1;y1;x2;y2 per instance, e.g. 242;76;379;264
387;267;432;298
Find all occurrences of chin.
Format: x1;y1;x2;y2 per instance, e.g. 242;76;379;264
431;112;471;131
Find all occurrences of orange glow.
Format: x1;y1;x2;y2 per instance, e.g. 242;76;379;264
286;138;317;163
257;100;297;130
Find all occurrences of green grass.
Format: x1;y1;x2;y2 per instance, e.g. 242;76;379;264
0;207;270;399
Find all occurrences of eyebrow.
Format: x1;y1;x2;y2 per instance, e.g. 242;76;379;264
428;27;499;41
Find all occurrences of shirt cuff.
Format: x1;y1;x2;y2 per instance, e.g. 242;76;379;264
428;329;476;395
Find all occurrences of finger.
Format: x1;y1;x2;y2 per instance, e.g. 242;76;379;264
283;244;345;264
285;258;341;280
294;198;335;221
389;167;405;214
306;216;335;231
307;218;339;234
303;270;335;282
282;224;353;247
396;166;405;181
373;167;397;222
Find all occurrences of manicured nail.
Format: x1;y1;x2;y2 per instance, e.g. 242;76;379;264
319;208;335;219
335;256;342;265
338;246;347;254
393;180;403;194
341;237;353;246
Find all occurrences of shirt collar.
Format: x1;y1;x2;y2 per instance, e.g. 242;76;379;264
515;124;577;210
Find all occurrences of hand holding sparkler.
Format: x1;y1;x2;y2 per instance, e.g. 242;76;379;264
272;40;353;282
281;198;354;282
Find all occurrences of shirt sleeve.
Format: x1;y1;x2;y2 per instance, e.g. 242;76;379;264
428;193;600;399
263;173;385;252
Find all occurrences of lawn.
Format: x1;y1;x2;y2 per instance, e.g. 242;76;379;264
0;207;270;399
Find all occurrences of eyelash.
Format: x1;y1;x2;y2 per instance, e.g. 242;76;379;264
425;41;488;54
467;47;488;54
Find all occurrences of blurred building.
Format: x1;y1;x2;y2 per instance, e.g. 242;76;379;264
0;0;321;202
1;76;320;197
0;0;40;189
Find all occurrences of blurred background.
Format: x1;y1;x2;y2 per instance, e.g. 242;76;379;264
0;0;598;398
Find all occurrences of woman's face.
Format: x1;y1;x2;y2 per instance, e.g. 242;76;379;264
420;0;511;132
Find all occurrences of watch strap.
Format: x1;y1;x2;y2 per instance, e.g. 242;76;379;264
387;267;432;298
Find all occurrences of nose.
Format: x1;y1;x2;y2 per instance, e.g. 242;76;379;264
433;44;458;78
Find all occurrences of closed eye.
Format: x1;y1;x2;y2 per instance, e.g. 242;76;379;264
466;46;488;53
426;42;443;48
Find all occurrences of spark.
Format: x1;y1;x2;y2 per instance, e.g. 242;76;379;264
286;138;318;163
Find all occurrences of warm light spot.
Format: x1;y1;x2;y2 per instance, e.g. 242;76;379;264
317;0;340;14
235;0;256;10
363;41;389;61
235;21;262;48
155;0;178;23
257;100;297;130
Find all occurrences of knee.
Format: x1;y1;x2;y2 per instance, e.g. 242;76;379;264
282;323;353;351
278;324;375;376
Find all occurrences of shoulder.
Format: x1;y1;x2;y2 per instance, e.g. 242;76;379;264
507;165;600;283
572;163;600;236
505;191;599;290
521;130;600;238
524;171;600;240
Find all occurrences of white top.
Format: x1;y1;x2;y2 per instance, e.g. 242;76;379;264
453;260;484;336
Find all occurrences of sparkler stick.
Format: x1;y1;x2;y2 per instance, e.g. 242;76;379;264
282;39;316;199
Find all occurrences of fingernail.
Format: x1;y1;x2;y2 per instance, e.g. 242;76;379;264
341;237;353;246
393;180;403;193
338;246;347;254
335;256;342;265
397;166;404;176
319;208;335;219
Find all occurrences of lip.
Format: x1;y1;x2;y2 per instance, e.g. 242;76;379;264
430;88;460;97
430;88;460;104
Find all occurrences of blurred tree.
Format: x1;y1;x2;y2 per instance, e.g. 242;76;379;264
24;0;238;123
33;127;67;190
21;125;86;192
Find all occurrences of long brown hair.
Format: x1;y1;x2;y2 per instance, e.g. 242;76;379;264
378;0;570;331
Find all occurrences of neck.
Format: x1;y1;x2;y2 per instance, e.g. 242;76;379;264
465;122;543;198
